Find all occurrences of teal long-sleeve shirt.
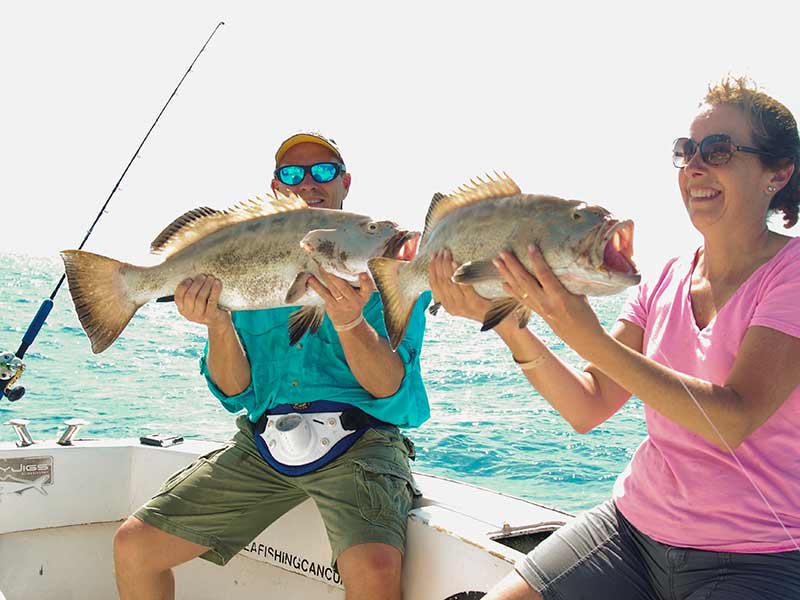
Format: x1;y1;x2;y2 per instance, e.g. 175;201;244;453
199;291;432;428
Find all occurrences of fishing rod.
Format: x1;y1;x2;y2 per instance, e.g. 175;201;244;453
0;21;225;403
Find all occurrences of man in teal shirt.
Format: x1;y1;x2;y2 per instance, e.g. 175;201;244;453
114;132;431;600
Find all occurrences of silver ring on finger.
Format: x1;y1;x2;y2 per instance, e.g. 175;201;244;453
333;295;344;301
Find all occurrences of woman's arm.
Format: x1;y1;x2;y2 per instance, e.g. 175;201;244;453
495;246;800;450
429;250;639;432
495;318;643;433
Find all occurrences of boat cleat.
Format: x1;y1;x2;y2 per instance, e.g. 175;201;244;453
4;418;34;447
57;419;90;446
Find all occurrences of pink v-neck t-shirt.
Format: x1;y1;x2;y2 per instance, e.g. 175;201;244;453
613;237;800;553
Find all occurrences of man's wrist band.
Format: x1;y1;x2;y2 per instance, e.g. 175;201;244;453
333;314;365;332
513;352;548;371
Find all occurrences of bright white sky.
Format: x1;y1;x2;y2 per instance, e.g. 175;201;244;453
3;1;799;280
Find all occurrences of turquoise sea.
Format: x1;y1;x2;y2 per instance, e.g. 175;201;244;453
0;253;646;513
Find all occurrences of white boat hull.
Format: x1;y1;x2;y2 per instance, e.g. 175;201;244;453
0;437;572;599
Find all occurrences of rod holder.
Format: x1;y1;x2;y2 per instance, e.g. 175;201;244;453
274;413;313;457
57;419;90;446
5;418;34;447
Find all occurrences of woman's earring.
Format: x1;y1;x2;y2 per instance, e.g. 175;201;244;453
767;185;776;193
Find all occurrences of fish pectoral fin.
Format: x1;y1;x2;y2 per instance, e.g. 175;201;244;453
513;304;532;329
288;306;325;346
452;260;500;285
428;300;442;316
480;297;520;332
285;272;313;304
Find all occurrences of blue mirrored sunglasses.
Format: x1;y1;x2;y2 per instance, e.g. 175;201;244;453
274;162;346;185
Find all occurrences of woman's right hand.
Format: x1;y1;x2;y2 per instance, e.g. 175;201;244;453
174;275;231;330
428;249;494;323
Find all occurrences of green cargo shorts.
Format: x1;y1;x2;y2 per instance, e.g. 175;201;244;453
134;415;419;566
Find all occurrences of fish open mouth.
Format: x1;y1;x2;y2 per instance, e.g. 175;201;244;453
382;230;415;258
600;220;638;275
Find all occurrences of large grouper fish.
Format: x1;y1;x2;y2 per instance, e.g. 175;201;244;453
61;191;412;353
368;173;640;350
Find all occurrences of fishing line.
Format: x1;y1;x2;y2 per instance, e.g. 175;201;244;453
53;20;225;298
655;348;800;552
542;344;800;589
1;21;225;402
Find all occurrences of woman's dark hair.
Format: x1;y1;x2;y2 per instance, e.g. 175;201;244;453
705;76;800;228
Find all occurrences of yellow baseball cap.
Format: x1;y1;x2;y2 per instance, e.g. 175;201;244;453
274;131;343;166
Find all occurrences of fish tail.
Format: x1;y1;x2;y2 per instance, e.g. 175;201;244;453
60;250;145;353
368;257;419;351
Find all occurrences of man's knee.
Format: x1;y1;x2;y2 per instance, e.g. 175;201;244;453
361;545;402;578
338;542;403;585
114;516;207;574
113;517;152;567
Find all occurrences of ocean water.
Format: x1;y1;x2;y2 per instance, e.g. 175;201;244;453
0;253;646;513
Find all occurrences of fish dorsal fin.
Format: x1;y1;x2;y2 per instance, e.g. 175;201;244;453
150;191;309;256
149;207;223;255
421;172;520;241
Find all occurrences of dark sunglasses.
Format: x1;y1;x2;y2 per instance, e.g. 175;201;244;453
274;162;346;185
672;134;776;168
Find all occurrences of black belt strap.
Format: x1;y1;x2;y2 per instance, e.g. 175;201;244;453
340;407;392;431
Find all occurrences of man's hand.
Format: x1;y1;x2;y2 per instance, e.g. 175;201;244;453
174;275;231;330
307;269;374;328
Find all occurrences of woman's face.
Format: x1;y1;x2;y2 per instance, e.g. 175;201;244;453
679;103;775;232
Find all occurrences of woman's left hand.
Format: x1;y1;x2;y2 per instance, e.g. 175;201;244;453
429;249;494;323
308;269;373;328
493;245;607;358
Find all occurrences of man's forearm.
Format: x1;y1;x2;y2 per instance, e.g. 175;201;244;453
206;317;251;397
337;320;405;398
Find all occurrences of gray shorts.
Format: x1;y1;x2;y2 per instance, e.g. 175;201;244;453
516;499;800;600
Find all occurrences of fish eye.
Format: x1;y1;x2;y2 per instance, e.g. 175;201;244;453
572;211;582;221
366;222;378;232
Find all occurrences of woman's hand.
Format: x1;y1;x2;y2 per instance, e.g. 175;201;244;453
308;269;373;328
428;249;494;323
493;245;607;358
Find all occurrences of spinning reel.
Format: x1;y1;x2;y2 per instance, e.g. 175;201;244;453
1;351;26;402
0;297;53;404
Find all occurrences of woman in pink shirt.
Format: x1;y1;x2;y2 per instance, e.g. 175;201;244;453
430;77;800;599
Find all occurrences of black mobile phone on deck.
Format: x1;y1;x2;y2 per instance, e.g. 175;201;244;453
139;433;184;447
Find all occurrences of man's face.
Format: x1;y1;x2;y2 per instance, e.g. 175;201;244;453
271;142;351;210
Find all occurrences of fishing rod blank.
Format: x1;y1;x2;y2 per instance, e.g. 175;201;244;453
1;21;225;403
